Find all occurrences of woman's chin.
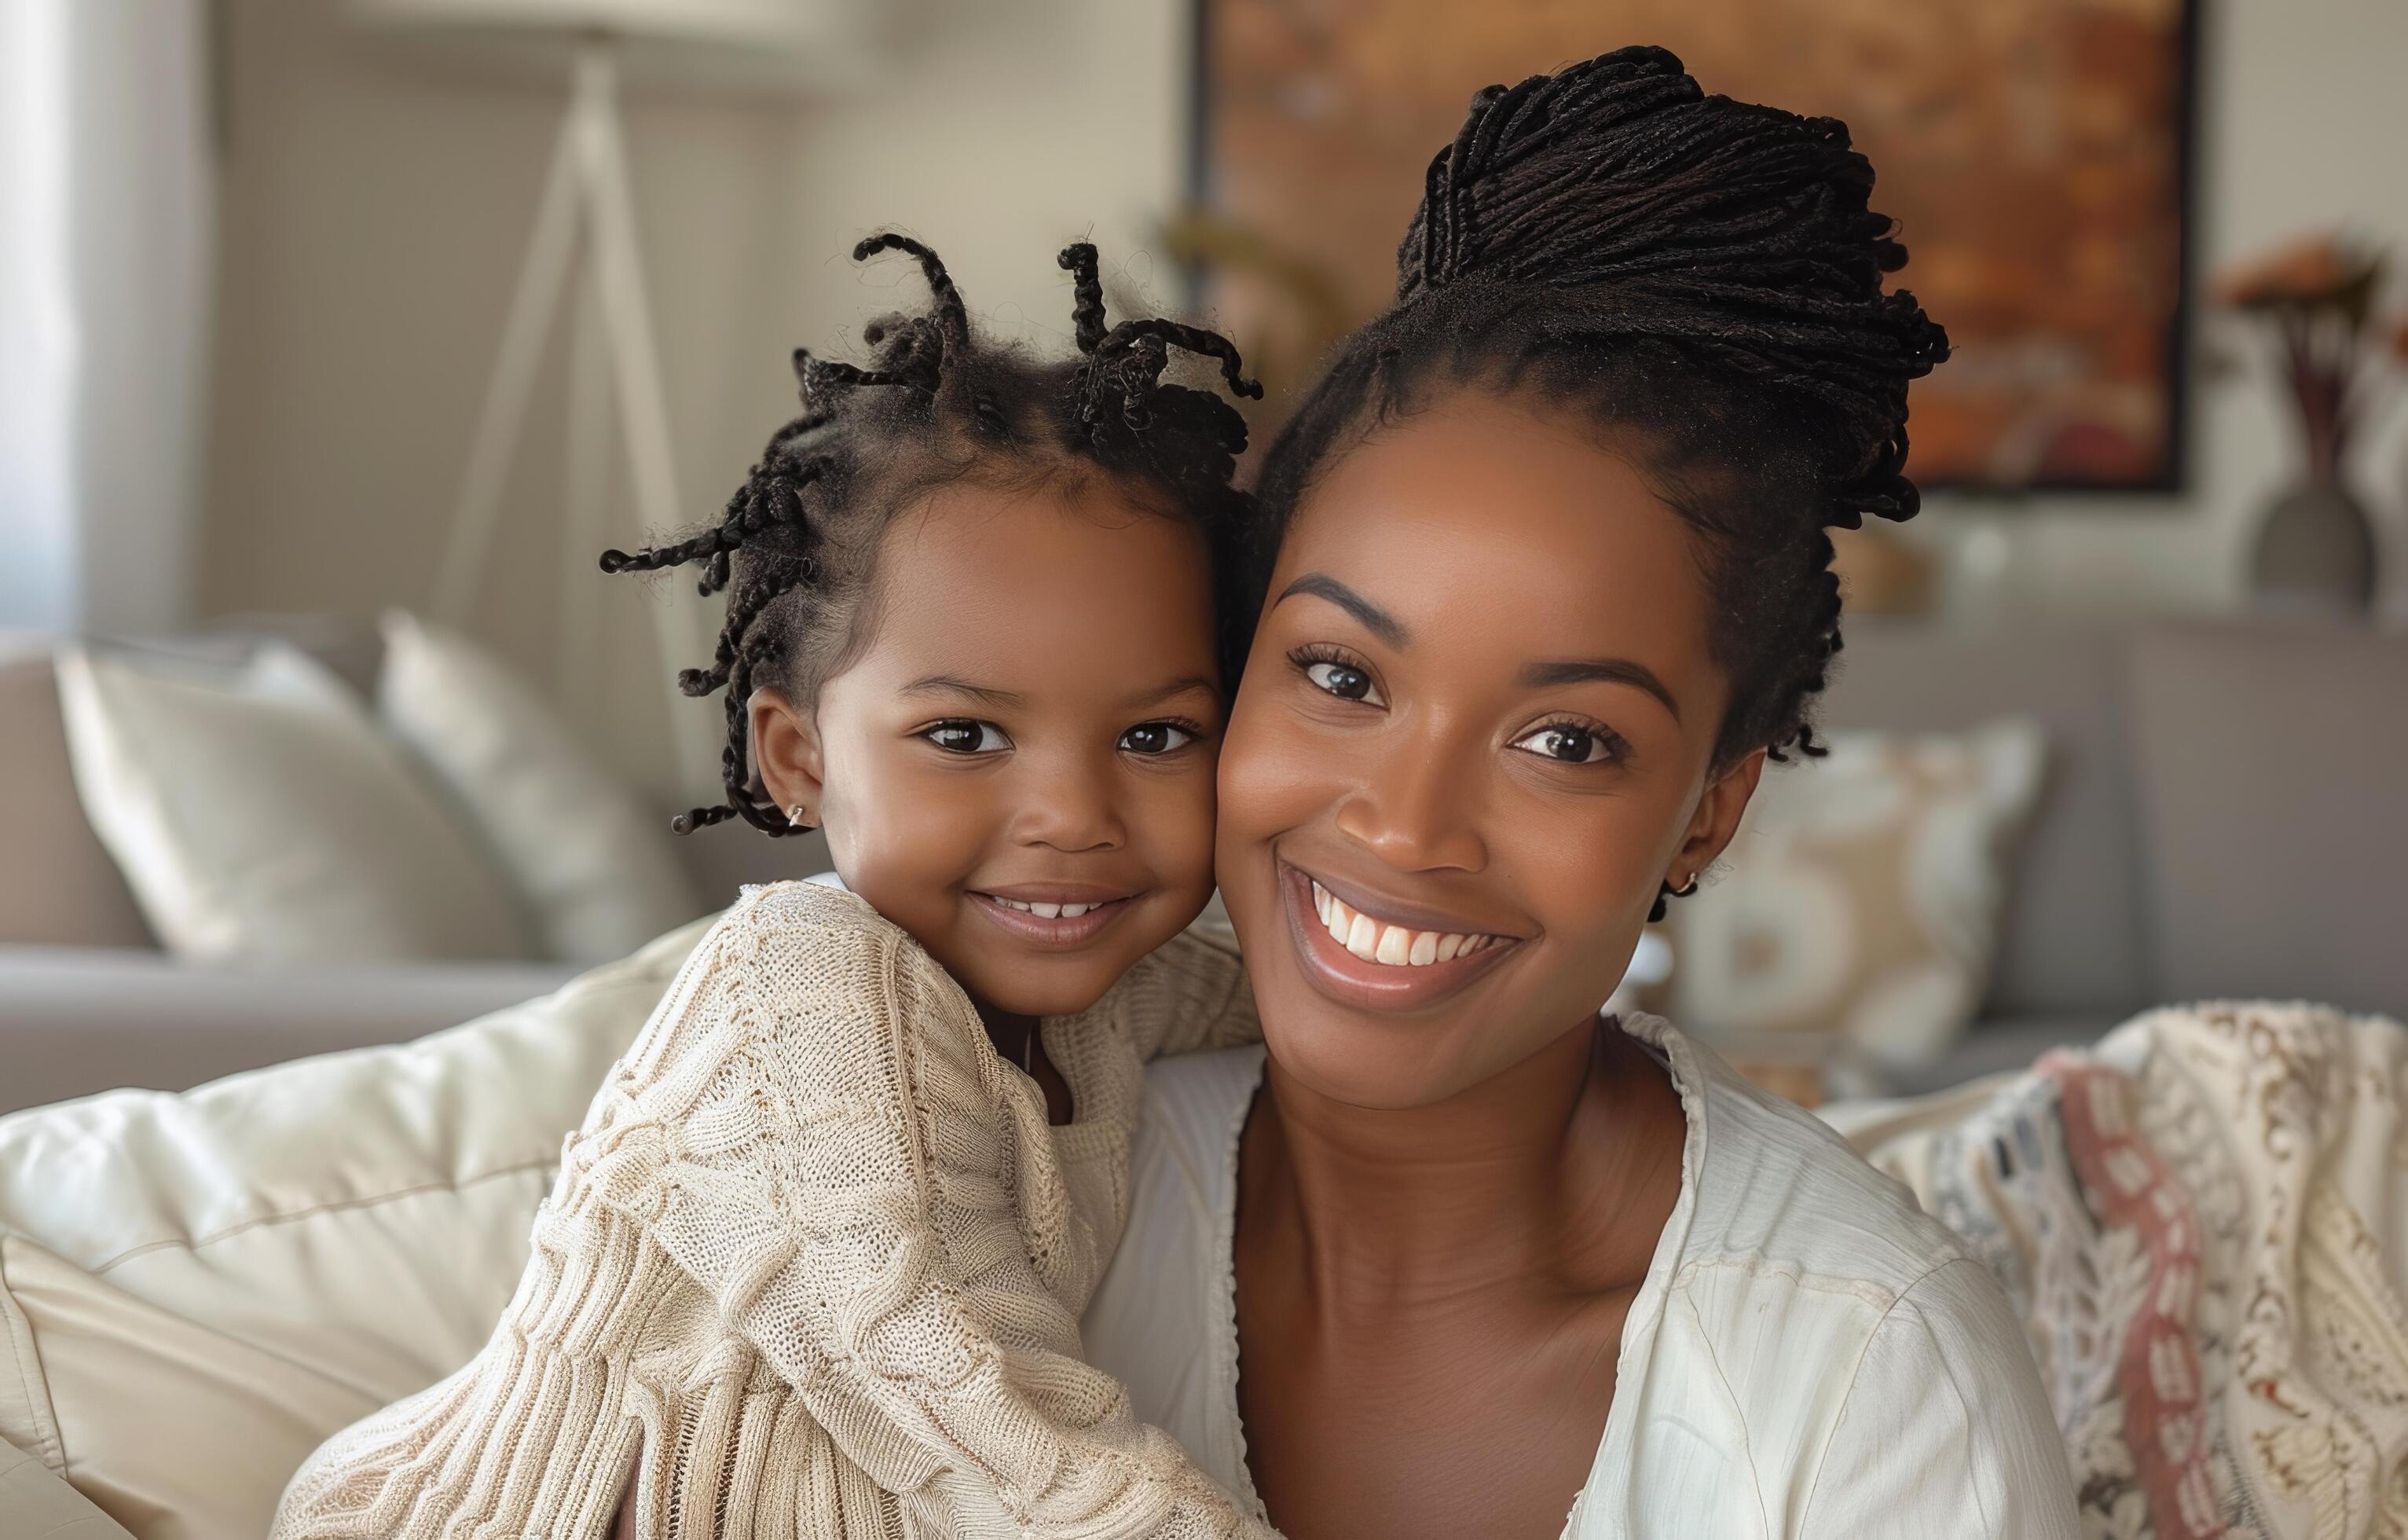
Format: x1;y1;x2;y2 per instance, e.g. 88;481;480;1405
1249;997;1495;1111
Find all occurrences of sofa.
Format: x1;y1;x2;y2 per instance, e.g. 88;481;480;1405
1813;616;2408;1091
0;623;826;1116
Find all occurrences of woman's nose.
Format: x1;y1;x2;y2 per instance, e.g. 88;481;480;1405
1331;724;1487;874
1010;751;1127;854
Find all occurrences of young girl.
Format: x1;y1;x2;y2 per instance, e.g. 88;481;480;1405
274;237;1273;1538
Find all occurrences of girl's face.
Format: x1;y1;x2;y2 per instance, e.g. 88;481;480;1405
753;479;1223;1018
1217;388;1765;1109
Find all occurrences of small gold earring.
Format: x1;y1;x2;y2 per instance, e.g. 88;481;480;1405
1668;872;1701;898
786;805;808;827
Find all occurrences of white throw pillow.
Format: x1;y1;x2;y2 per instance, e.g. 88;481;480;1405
376;610;699;964
1667;719;2045;1073
54;642;537;964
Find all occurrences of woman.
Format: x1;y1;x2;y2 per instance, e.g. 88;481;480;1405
1077;47;2076;1538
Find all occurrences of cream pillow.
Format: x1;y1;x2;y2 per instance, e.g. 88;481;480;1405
1668;719;2044;1072
54;643;537;964
376;610;700;964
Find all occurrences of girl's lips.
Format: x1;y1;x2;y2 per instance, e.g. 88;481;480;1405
969;890;1139;950
1277;863;1521;1013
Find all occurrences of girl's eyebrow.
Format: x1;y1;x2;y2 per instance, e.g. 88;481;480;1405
1274;573;1409;648
1123;676;1222;710
903;676;1026;708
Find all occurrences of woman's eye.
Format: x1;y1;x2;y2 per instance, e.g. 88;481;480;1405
923;719;1012;755
1512;723;1619;765
1303;660;1385;706
1118;721;1198;756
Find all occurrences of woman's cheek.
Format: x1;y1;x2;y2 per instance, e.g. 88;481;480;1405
1215;702;1329;852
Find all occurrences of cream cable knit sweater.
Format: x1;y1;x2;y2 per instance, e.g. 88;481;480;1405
273;882;1270;1539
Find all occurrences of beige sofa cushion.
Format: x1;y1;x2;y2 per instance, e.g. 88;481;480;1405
0;1436;134;1540
376;610;701;965
0;918;707;1540
0;647;152;950
54;643;539;965
1667;720;2046;1074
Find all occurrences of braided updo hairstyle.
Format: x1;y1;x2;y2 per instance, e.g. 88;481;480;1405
602;233;1263;837
1252;48;1948;914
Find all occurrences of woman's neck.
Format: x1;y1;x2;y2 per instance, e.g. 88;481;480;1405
1241;1015;1682;1321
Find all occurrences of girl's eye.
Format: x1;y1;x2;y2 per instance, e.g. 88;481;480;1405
1511;722;1624;765
1303;659;1385;706
923;719;1012;755
1119;721;1199;756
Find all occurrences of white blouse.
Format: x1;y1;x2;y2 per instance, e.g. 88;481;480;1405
1080;1016;2080;1539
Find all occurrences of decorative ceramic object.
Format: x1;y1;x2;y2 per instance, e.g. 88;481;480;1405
2252;480;2377;612
2215;235;2400;615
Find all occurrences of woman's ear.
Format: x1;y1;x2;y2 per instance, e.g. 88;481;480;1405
749;687;824;830
1669;748;1766;888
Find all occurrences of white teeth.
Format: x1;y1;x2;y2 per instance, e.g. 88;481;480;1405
1309;881;1501;971
1344;911;1380;960
987;895;1115;918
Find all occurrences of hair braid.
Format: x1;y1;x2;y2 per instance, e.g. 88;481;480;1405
1255;46;1948;918
1058;243;1110;354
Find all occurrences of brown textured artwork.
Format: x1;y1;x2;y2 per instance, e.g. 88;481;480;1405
1197;0;2194;490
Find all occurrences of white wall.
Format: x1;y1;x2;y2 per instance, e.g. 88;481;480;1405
202;0;1186;794
197;0;2408;796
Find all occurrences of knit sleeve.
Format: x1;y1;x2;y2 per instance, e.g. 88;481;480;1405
272;900;897;1540
618;883;1271;1538
1109;908;1260;1063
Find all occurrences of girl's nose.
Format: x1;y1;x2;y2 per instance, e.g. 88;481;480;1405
1011;751;1127;854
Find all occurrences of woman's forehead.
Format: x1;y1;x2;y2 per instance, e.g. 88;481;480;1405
1274;394;1713;670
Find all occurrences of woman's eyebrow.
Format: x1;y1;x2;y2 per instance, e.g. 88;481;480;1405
1519;658;1680;720
902;676;1026;708
1274;573;1409;648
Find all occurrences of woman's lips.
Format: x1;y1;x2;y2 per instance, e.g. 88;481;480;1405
969;889;1139;950
1278;862;1521;1012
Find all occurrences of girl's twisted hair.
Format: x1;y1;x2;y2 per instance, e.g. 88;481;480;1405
601;234;1260;837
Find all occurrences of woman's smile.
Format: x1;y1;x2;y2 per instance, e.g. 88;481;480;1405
1279;859;1525;1013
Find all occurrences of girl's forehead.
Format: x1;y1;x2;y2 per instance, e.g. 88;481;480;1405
842;481;1222;698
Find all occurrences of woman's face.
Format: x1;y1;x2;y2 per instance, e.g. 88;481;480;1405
1217;387;1765;1109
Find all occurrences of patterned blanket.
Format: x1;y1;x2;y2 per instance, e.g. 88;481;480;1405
1829;1003;2408;1540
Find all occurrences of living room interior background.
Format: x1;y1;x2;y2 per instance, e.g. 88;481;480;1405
34;0;2408;801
